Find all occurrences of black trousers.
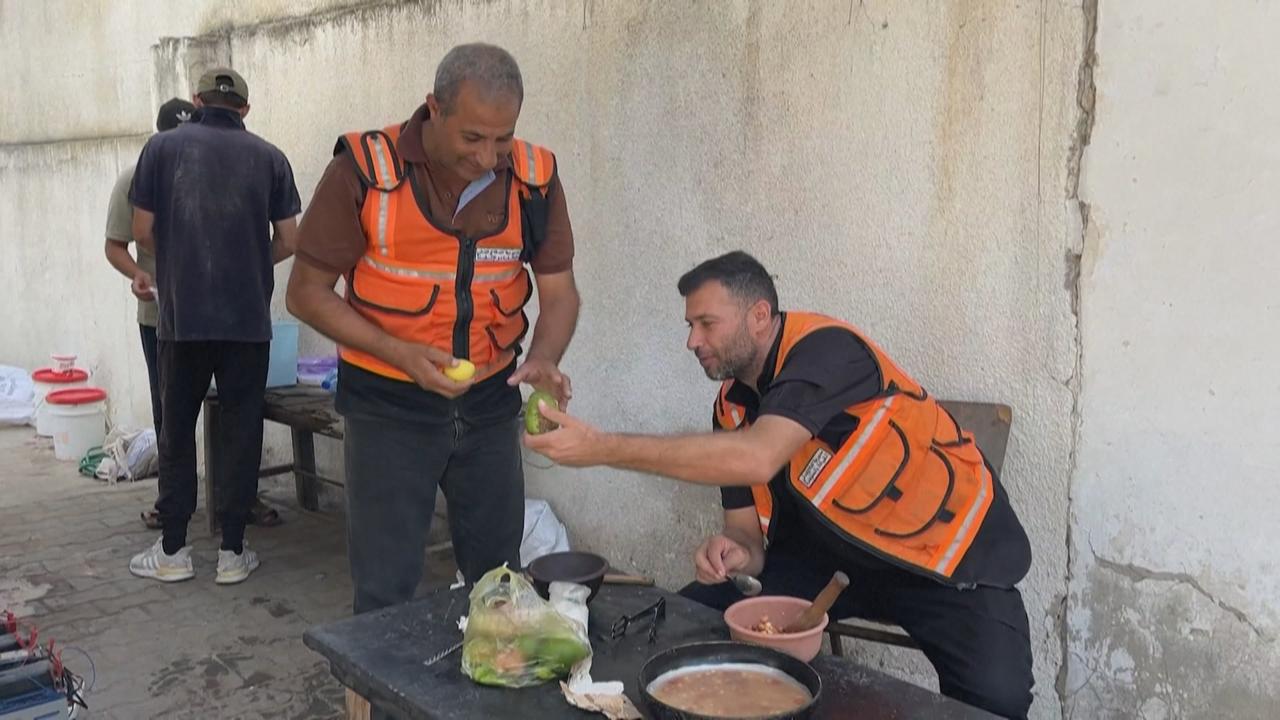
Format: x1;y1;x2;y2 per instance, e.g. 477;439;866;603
155;340;269;551
679;546;1034;719
138;324;162;435
342;412;525;615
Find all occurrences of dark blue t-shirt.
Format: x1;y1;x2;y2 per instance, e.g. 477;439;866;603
129;106;301;342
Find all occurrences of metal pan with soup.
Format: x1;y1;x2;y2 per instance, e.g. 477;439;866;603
638;641;821;720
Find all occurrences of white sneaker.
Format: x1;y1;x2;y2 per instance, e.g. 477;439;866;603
216;543;260;585
129;537;195;582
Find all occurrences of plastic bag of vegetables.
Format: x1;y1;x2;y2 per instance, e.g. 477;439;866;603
461;565;592;688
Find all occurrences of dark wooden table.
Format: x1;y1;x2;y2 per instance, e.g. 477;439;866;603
304;585;997;719
203;385;344;533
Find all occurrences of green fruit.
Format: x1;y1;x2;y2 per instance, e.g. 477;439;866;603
536;635;590;670
524;390;559;434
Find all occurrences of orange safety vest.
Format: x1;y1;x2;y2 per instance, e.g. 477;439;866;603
334;124;556;382
713;312;995;582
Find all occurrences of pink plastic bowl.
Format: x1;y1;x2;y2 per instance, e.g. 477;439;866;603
724;595;828;662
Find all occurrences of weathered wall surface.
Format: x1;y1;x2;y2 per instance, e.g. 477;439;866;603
1;2;1105;717
1066;1;1280;717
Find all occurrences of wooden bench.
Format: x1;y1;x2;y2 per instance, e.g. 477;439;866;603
202;385;345;534
825;399;1014;655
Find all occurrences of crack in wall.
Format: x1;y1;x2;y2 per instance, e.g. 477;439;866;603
1092;551;1270;642
1058;0;1099;717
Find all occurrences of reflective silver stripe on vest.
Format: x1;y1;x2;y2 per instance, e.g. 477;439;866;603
361;255;521;285
474;267;522;283
729;405;742;427
524;142;538;184
362;255;456;281
810;395;896;507
933;464;990;573
368;135;393;256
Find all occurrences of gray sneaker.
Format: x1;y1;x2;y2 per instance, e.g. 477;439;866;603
129;537;195;582
216;543;260;585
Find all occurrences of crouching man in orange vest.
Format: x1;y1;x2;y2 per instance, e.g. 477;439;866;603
287;43;580;617
525;251;1034;719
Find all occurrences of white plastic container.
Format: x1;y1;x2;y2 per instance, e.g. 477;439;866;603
46;387;108;461
32;368;89;436
51;353;78;373
208;320;300;392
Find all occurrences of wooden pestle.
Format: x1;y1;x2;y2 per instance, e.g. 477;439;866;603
783;570;851;633
602;572;655;586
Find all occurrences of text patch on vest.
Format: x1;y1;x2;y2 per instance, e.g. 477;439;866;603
798;448;833;488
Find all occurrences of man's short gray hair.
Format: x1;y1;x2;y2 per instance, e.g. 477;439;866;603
434;43;523;114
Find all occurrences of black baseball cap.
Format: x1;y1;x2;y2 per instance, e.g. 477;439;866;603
156;98;197;132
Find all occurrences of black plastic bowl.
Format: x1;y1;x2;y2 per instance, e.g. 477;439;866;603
526;551;609;604
638;641;822;720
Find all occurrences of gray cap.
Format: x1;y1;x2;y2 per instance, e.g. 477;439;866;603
195;67;248;102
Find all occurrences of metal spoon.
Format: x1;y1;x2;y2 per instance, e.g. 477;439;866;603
729;573;763;597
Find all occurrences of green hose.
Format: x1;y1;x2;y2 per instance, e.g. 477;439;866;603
78;446;107;478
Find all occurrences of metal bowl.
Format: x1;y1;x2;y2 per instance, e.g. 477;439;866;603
638;641;822;720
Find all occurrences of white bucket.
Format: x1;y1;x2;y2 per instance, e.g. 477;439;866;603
32;368;89;436
47;388;107;461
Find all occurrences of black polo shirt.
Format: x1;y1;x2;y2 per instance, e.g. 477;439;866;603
130;106;301;343
719;312;1031;588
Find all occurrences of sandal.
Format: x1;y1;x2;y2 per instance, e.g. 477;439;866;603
141;509;162;530
249;499;283;527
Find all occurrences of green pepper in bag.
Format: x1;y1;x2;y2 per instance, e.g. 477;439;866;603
461;565;591;688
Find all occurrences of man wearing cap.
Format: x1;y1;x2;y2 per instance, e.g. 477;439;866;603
287;43;580;615
128;68;301;586
108;99;286;532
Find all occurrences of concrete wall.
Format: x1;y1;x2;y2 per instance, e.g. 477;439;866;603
2;2;1084;717
1065;1;1280;717
20;1;1280;718
0;135;151;423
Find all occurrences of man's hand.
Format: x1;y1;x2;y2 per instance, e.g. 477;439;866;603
522;403;605;465
507;357;572;408
394;341;475;399
131;272;156;301
693;534;752;585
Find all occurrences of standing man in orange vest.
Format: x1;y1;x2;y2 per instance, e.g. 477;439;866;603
525;251;1034;719
287;43;579;615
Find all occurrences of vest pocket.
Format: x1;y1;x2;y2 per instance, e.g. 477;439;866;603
489;269;533;317
483;270;532;351
350;262;441;316
873;445;955;540
486;312;529;351
831;420;908;516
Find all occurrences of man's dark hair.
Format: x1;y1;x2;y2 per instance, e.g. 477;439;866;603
433;43;523;115
677;251;780;317
197;90;247;110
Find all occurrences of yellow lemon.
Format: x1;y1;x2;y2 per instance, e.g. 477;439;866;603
444;360;476;382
